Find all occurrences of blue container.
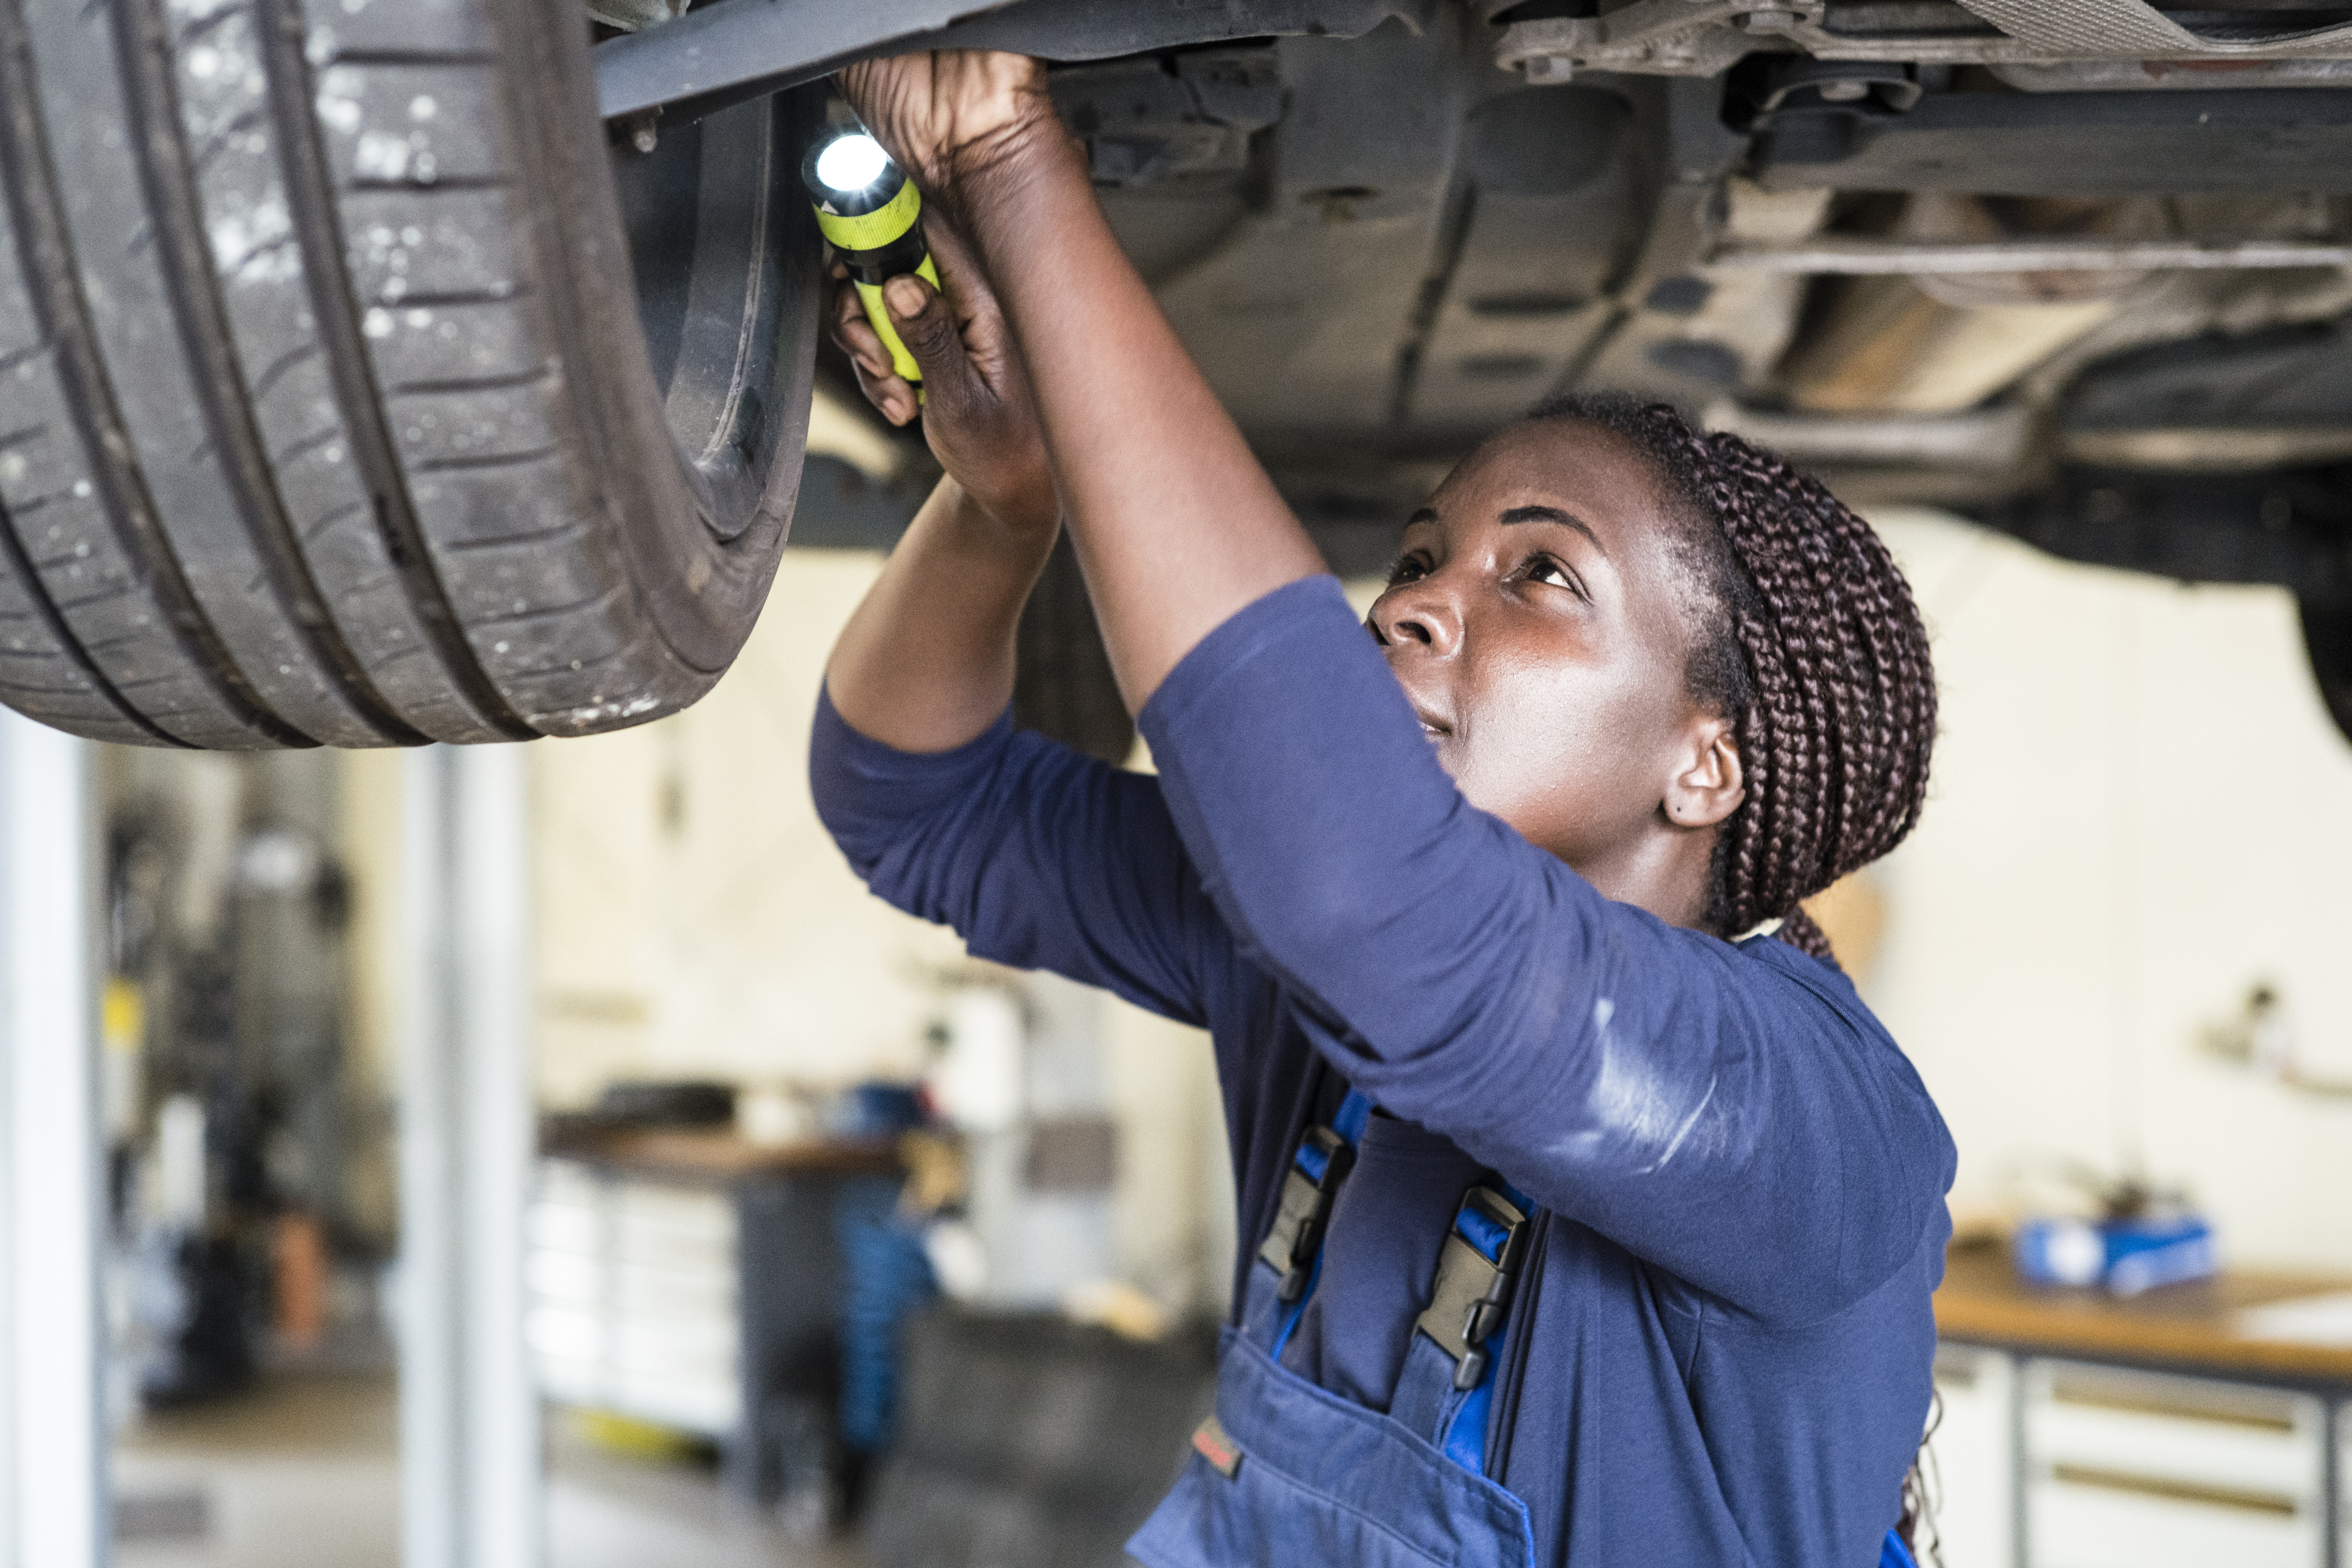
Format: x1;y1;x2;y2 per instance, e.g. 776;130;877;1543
2102;1215;2216;1296
827;1081;928;1140
2013;1214;2215;1296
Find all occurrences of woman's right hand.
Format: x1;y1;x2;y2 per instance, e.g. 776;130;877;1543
829;208;1056;535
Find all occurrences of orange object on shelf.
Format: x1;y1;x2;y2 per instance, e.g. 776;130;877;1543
272;1211;327;1354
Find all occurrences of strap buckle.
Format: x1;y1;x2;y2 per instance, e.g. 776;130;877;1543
1412;1186;1531;1391
1255;1125;1356;1302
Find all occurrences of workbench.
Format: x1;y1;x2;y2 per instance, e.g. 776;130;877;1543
524;1127;904;1503
1931;1240;2352;1568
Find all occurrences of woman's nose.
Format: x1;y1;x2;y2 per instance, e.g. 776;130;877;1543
1371;576;1463;655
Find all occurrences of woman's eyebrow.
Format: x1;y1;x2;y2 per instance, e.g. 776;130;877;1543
1499;503;1605;553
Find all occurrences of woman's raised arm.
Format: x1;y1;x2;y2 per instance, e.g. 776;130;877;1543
822;209;1061;753
840;52;1326;715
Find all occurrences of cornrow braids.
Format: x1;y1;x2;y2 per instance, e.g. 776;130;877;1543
1521;396;1938;966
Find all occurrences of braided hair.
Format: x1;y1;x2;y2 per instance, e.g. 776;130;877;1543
1522;396;1938;965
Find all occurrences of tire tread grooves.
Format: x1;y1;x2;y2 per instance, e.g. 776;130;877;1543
0;0;799;749
254;0;536;739
0;0;301;747
114;0;426;744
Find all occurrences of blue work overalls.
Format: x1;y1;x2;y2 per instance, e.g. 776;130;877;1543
1126;1090;1921;1568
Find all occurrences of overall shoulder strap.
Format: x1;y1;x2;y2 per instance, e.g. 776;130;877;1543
1243;1086;1372;1351
1392;1181;1540;1476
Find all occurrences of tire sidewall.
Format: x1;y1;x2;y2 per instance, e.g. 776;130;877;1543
499;0;819;681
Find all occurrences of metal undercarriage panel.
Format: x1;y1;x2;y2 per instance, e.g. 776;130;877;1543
1494;0;2352;81
602;0;2352;668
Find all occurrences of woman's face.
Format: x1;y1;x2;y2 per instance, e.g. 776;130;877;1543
1367;420;1742;912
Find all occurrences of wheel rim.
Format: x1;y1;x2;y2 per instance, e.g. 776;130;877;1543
610;90;819;543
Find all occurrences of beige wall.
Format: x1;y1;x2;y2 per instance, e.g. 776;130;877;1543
526;546;1232;1307
1865;509;2352;1271
529;550;978;1108
1102;959;1231;1313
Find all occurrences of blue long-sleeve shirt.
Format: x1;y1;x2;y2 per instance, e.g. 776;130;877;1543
812;575;1955;1568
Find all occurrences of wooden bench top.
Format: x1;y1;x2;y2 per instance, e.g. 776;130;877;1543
1935;1239;2352;1387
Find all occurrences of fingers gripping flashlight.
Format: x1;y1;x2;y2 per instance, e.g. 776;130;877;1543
805;129;939;399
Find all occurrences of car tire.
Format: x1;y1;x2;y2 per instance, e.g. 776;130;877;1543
0;0;819;748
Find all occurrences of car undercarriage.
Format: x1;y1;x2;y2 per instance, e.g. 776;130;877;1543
602;0;2352;737
3;0;2349;748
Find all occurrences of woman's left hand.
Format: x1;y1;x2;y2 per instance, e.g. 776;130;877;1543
837;50;1061;211
829;208;1055;534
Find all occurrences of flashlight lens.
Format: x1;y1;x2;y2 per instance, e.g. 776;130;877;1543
816;134;890;195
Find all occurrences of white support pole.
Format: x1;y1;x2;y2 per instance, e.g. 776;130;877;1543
0;712;106;1568
399;745;538;1568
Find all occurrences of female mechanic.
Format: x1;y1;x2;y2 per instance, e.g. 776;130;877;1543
811;50;1955;1568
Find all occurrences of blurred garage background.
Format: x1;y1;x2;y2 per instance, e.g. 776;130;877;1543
6;402;2328;1568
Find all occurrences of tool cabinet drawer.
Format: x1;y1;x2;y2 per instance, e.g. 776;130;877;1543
1931;1344;2015;1568
612;1188;735;1274
2023;1360;2326;1568
525;1152;874;1497
528;1199;600;1257
2340;1413;2350;1568
609;1371;737;1437
526;1162;745;1439
524;1316;741;1438
612;1184;735;1245
612;1259;736;1320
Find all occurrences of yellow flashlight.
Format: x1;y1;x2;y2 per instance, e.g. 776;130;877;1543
805;128;939;399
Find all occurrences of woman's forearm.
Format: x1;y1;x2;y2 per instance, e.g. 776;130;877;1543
956;127;1327;712
826;474;1059;752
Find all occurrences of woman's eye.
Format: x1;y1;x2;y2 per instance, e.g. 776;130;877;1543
1524;554;1578;593
1387;552;1430;586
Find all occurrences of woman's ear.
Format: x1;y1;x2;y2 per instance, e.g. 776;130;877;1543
1664;718;1744;830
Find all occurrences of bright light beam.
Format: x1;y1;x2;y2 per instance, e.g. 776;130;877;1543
814;133;889;195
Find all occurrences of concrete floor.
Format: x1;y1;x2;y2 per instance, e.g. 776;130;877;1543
112;1372;867;1568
